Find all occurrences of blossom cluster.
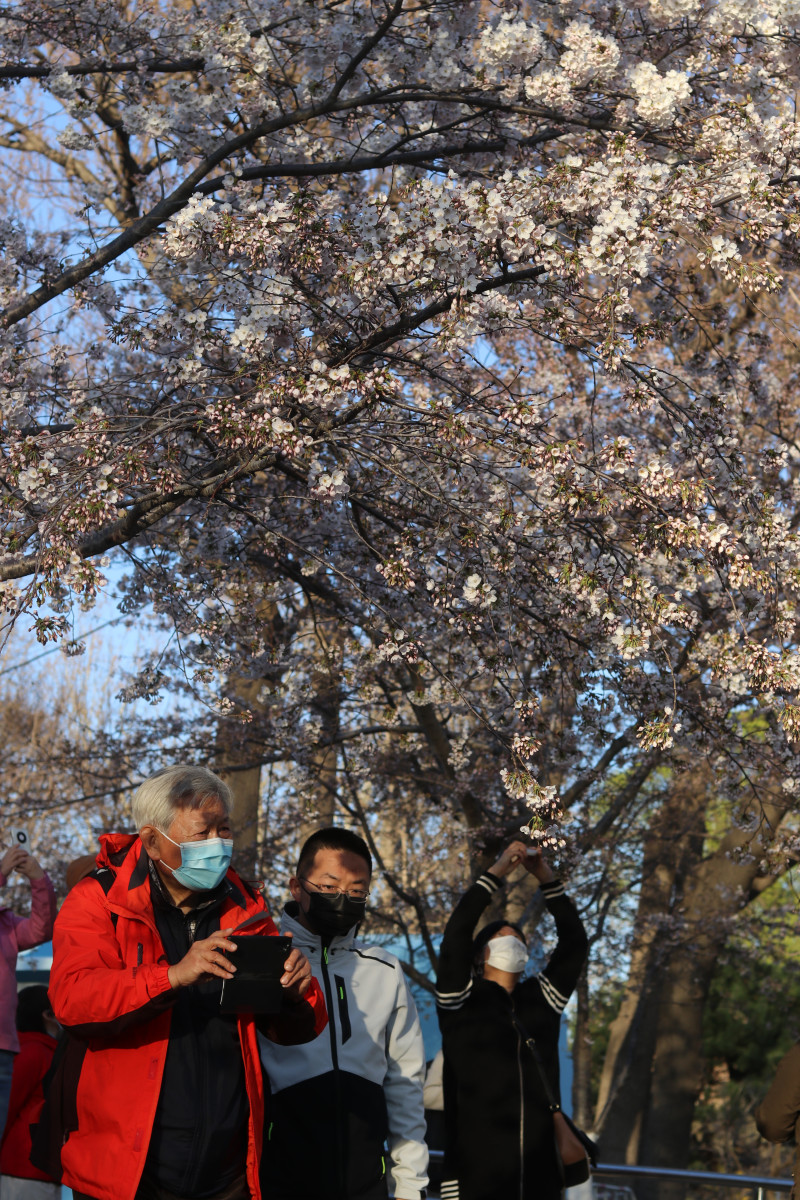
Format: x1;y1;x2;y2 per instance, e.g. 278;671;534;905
1;0;800;850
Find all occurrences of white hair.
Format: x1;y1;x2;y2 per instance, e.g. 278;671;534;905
131;765;232;833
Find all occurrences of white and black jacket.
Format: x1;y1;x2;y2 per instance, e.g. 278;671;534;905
258;904;428;1200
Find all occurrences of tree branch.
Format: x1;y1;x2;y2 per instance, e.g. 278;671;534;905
193;127;563;194
1;84;502;328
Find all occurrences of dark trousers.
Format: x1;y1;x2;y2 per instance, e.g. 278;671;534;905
72;1175;251;1200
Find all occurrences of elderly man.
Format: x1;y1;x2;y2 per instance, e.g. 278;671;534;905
35;765;326;1200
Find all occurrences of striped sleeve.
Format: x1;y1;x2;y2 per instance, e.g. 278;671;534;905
435;978;473;1011
475;873;501;897
536;971;570;1014
536;878;588;1013
436;873;502;1013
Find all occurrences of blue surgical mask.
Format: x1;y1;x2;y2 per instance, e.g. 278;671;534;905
161;833;233;892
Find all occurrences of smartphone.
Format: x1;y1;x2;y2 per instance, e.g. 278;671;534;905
10;828;29;850
219;935;293;1014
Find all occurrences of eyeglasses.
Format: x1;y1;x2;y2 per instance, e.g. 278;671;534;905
300;877;370;903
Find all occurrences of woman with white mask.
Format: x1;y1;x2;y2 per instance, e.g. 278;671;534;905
435;840;588;1200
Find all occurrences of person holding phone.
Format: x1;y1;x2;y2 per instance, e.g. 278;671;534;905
0;840;56;1142
435;840;588;1200
34;765;327;1200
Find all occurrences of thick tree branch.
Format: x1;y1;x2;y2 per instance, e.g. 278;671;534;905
194;127;563;194
0;447;283;581
0;56;207;80
0;84;504;328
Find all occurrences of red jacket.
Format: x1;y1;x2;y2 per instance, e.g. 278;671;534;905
0;1030;57;1180
44;833;327;1200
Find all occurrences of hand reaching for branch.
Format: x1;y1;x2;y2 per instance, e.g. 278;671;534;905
487;840;556;883
519;845;556;884
487;840;534;879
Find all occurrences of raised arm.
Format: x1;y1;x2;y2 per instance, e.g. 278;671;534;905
6;849;56;950
435;842;529;1010
534;880;588;1011
2;851;57;952
435;874;497;1004
518;846;588;1012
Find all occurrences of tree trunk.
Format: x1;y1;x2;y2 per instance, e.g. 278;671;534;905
216;601;286;880
637;938;721;1200
594;785;703;1161
572;967;593;1129
223;760;262;883
299;613;343;842
595;787;787;1200
216;674;265;882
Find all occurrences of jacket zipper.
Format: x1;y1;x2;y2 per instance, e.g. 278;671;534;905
182;907;204;1194
319;942;346;1198
511;995;525;1200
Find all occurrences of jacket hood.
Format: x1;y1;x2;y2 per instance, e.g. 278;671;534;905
96;832;139;869
280;902;358;950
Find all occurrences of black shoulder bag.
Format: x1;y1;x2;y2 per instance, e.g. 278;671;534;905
511;1013;598;1188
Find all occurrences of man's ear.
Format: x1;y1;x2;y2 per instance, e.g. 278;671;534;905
140;826;162;861
288;875;302;903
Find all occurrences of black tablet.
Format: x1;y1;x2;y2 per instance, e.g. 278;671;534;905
219;935;293;1014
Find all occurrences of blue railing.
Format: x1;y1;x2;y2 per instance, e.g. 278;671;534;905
422;1151;792;1199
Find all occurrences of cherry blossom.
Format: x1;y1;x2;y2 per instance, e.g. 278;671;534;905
0;0;798;848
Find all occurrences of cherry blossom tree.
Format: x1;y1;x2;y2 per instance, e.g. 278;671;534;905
3;0;800;1174
2;0;800;818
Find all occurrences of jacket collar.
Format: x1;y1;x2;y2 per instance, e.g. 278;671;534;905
280;901;358;951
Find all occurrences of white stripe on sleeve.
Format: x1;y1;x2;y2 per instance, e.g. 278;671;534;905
537;971;569;1013
475;873;501;895
435;980;473;1010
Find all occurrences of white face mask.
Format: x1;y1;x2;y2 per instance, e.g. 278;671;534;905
486;934;528;974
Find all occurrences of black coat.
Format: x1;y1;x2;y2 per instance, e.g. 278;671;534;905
435;873;588;1200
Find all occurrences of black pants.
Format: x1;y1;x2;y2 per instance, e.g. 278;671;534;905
72;1175;251;1200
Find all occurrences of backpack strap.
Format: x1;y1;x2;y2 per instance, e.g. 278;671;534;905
510;1012;561;1111
87;866;118;926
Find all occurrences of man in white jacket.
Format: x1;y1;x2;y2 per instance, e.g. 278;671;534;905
258;827;429;1200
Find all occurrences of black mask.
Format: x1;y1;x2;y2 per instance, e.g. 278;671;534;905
303;890;366;940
